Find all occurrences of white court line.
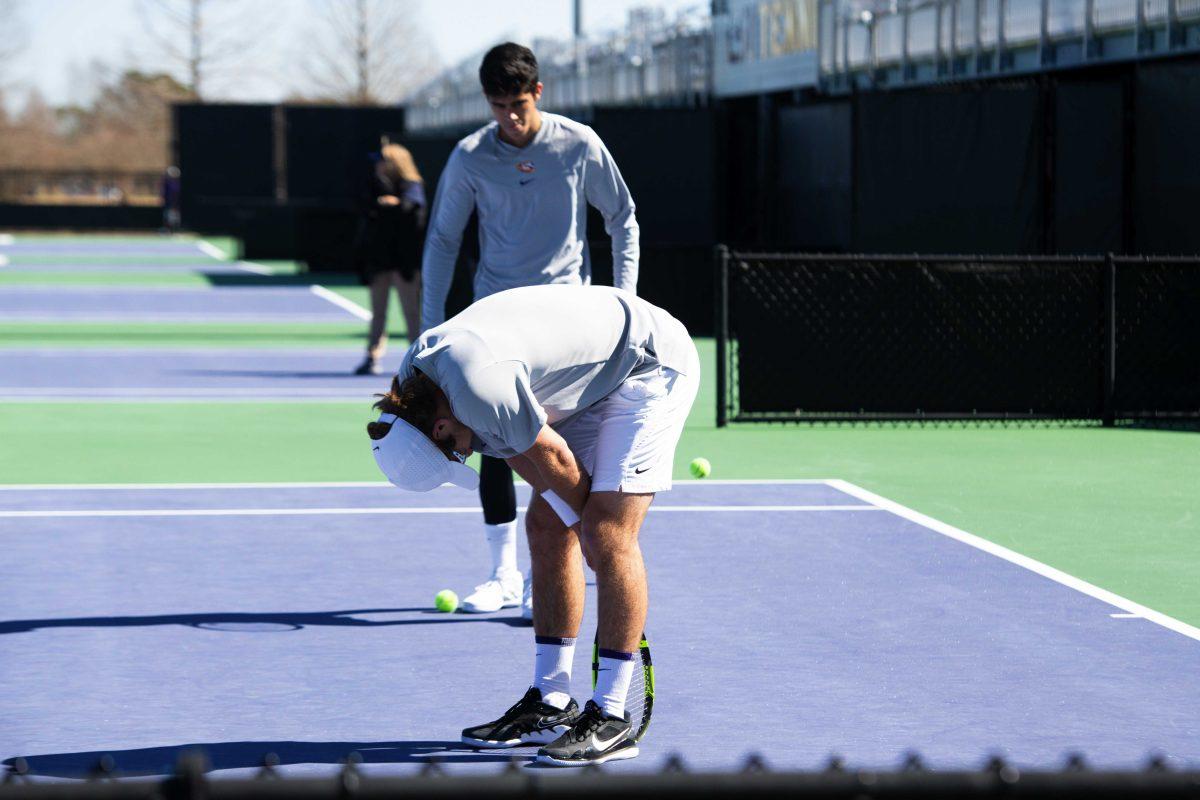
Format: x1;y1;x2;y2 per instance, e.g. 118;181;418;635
0;254;8;267
0;478;836;491
310;284;370;320
236;261;274;275
5;314;358;323
195;241;228;261
0;346;383;356
1111;613;1144;619
0;233;14;245
0;387;375;396
827;479;1200;644
0;504;880;519
0;396;371;405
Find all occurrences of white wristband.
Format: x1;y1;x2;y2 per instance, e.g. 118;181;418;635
542;490;581;528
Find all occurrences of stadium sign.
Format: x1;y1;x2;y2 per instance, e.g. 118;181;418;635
713;0;819;97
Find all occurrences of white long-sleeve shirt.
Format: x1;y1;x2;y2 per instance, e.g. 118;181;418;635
419;112;639;331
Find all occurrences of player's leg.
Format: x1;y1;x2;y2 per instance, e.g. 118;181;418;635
538;352;700;767
395;270;421;345
355;271;391;375
461;491;584;748
583;491;654;654
461;455;522;613
526;489;587;706
526;488;586;638
533;492;651;766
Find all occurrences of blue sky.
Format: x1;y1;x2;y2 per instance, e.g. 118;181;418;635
6;0;706;108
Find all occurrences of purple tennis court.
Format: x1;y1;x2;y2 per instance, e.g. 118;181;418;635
0;262;255;274
0;238;246;272
0;241;217;257
2;480;1196;780
0;286;362;323
0;349;404;400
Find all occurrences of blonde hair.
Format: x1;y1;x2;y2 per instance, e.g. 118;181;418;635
381;143;423;184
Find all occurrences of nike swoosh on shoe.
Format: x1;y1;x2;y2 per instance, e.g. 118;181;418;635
590;730;628;750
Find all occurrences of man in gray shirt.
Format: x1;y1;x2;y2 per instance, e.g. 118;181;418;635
369;285;700;766
420;43;640;618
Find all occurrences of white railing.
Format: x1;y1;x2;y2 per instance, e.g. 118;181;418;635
820;0;1200;77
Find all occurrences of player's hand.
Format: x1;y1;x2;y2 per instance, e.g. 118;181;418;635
378;195;401;206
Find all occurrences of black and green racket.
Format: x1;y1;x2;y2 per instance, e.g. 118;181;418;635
592;631;654;742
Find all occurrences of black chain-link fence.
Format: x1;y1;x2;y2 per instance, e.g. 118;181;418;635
715;249;1200;426
1113;257;1200;418
3;750;1198;800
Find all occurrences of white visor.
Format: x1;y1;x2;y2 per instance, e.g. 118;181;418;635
370;413;479;492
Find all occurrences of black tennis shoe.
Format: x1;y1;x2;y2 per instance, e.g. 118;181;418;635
353;357;380;376
461;687;580;748
535;700;638;766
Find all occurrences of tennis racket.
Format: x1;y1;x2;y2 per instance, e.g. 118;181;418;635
592;631;654;742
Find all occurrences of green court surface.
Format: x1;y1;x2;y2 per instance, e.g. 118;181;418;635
1;234;1197;632
0;321;391;346
2;359;1197;628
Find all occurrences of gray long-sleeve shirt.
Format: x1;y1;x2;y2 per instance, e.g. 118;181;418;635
419;112;639;331
401;285;695;459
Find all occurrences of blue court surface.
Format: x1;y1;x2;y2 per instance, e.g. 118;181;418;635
0;287;360;324
0;349;403;401
0;262;255;274
0;241;213;257
0;242;211;257
2;479;1197;780
0;239;245;272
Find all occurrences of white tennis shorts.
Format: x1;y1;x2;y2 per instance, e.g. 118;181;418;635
553;344;701;494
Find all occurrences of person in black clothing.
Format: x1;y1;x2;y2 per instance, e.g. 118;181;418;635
355;143;427;376
161;166;181;233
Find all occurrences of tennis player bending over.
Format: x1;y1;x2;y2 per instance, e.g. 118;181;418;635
368;284;698;766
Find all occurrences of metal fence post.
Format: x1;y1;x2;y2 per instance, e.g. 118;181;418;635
1103;253;1117;427
716;245;730;428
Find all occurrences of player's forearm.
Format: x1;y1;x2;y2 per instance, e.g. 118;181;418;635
505;453;546;493
587;135;640;293
610;213;640;293
420;152;473;331
507;452;585;529
418;246;456;331
522;429;590;516
537;449;590;514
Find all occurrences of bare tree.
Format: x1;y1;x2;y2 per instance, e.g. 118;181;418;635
298;0;437;105
137;0;264;99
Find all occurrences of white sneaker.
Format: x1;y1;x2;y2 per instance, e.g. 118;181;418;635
461;569;523;613
521;576;533;621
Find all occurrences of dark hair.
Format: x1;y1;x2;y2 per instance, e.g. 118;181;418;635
368;372;453;457
478;43;539;97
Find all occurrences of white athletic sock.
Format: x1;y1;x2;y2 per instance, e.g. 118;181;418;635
533;635;576;710
593;650;636;719
484;521;518;575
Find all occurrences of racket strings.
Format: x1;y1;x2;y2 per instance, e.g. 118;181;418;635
625;654;652;740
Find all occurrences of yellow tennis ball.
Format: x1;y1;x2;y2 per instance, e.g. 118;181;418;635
689;457;711;478
434;589;458;613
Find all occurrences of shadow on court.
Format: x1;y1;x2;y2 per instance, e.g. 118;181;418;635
4;740;527;778
0;609;530;635
204;273;360;288
175;369;382;380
